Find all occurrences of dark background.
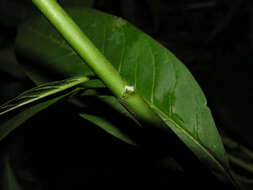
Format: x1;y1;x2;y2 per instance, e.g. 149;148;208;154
0;0;252;189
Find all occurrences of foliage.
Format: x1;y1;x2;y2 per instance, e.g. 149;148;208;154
0;0;252;189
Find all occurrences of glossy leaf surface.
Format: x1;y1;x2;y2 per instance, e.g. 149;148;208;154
15;8;231;180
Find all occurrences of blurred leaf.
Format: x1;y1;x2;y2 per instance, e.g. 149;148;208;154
0;0;37;27
0;82;28;106
15;8;233;183
60;0;94;8
121;0;154;33
0;48;29;105
222;135;253;189
233;173;253;190
229;154;253;174
120;0;137;25
158;156;184;172
223;135;253;173
71;91;141;147
80;113;136;145
80;95;142;145
0;48;26;79
251;5;253;49
2;153;22;190
0;0;94;27
146;0;162;32
210;51;253;148
206;0;244;43
223;135;253;160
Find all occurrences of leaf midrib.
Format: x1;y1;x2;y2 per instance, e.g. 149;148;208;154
147;99;230;177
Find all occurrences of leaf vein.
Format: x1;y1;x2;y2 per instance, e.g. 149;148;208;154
118;28;126;74
147;40;155;103
148;101;230;178
27;26;73;52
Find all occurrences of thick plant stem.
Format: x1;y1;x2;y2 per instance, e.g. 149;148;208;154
32;0;163;126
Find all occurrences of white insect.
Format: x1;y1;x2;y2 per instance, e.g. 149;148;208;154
125;85;135;93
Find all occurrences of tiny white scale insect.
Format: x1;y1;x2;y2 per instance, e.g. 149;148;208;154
125;85;135;93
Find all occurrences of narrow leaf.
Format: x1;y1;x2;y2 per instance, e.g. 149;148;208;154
0;77;88;115
232;173;253;190
79;96;141;145
80;113;136;145
0;88;81;141
96;96;141;127
0;75;89;141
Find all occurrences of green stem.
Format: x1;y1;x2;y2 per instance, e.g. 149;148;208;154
32;0;162;126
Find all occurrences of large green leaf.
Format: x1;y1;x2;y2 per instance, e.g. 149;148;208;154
15;8;232;182
0;77;87;141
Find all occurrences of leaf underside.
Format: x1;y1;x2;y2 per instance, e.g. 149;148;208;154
15;8;233;182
